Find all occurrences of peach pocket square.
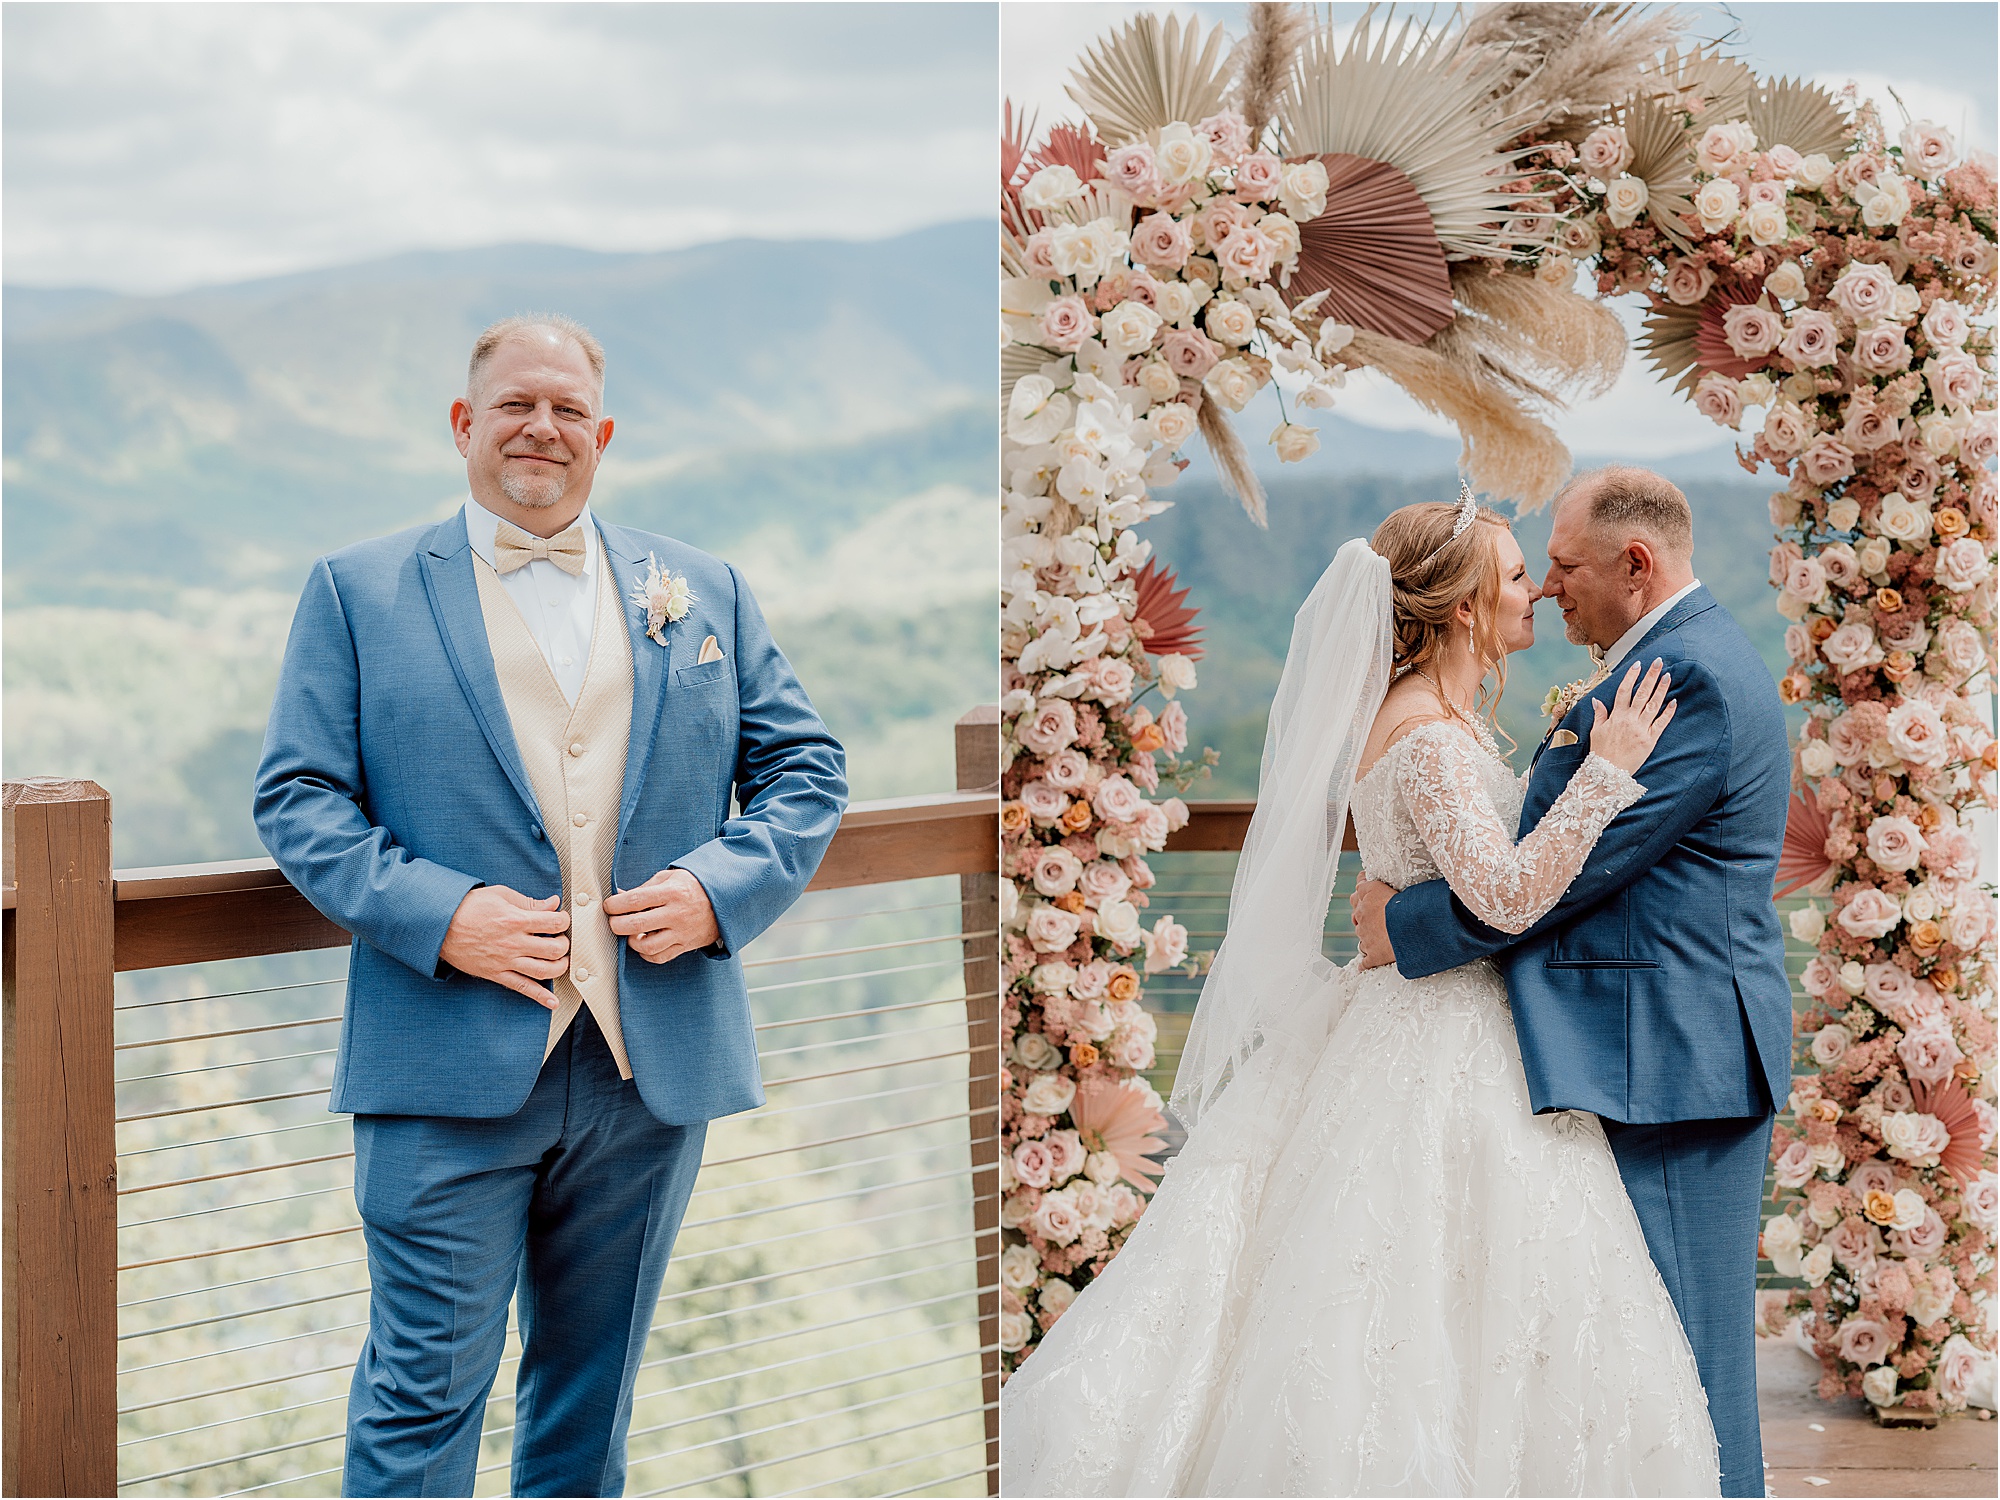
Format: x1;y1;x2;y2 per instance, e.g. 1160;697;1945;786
1549;729;1580;748
697;635;725;665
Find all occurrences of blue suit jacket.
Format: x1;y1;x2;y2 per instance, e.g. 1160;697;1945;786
253;509;847;1126
1384;586;1792;1124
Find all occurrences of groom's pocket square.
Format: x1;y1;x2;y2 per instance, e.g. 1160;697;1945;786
697;635;724;664
1549;729;1579;748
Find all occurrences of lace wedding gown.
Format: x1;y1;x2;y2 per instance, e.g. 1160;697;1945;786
1001;720;1720;1497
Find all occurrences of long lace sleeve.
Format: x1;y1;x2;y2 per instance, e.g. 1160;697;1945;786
1392;721;1644;935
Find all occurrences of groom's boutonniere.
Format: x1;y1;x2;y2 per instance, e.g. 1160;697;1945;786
630;553;696;646
1542;660;1612;726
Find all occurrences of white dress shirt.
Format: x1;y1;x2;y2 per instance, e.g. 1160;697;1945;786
1602;579;1700;672
463;495;601;705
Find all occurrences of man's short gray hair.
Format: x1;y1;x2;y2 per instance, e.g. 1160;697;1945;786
467;314;606;403
1558;465;1694;560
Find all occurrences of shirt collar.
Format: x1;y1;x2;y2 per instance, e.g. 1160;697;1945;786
1603;579;1700;670
462;494;597;578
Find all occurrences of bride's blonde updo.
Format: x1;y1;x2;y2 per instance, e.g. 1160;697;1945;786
1370;498;1515;726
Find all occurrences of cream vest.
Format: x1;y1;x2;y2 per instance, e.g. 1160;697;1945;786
472;536;635;1077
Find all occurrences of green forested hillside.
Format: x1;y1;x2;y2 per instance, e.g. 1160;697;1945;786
3;226;996;866
1143;468;1791;796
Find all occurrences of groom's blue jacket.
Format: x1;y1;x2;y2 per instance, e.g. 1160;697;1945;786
1386;586;1792;1124
253;510;847;1127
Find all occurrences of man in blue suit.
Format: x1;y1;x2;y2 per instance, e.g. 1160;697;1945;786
1351;467;1791;1497
255;315;847;1496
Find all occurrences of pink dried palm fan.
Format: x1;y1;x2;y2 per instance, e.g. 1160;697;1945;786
1285;153;1456;344
1069;1076;1168;1192
1693;277;1771;380
1773;788;1833;897
1912;1079;1984;1186
1129;559;1205;661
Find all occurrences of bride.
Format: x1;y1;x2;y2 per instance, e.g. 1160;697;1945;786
1000;493;1721;1497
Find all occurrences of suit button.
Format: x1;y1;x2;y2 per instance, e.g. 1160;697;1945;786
531;826;544;840
574;966;591;982
573;812;589;827
568;741;584;757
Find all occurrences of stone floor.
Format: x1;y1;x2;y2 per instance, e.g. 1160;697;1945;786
1759;1339;1997;1497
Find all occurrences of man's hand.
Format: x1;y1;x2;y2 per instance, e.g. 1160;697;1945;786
604;868;721;965
1349;877;1399;971
439;887;570;1007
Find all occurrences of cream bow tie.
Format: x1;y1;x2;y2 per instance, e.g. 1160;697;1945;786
493;520;587;577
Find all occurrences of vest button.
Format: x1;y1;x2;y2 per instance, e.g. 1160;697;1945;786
568;741;585;757
574;966;591;983
575;891;594;907
573;812;589;827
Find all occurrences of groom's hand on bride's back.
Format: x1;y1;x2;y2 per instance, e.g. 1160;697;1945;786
1350;878;1398;969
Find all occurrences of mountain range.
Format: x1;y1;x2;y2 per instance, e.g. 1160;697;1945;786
2;224;997;866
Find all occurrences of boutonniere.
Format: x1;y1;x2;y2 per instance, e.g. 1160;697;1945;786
1542;661;1611;723
629;553;696;646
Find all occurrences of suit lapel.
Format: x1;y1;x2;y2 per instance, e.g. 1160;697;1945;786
597;521;672;834
417;512;541;822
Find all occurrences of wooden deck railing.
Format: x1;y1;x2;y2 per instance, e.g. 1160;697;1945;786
1;707;1001;1498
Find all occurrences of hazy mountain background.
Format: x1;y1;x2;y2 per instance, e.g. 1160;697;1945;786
1148;433;1793;798
3;220;997;867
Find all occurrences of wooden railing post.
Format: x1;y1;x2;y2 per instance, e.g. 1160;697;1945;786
953;705;1001;1494
2;779;119;1498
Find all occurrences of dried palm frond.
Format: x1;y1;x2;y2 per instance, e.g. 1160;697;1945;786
1344;328;1573;509
1748;74;1854;159
1773;788;1833;896
1197;396;1268;527
1461;2;1686;137
1287;153;1457;342
1277;7;1556;261
1656;42;1756;123
1639;275;1762;393
1912;1079;1984;1186
1232;1;1311;143
1067;10;1235;149
1616;88;1699;251
1027;122;1108;184
1003;100;1037;243
1130;559;1206;660
1449;264;1626;399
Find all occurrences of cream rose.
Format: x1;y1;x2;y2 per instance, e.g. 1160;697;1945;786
1865;816;1928;871
1100;299;1165;358
1762;1213;1805;1277
1876;493;1934;543
1760;402;1811;457
1778;310;1840;369
1935;537;1992;593
1692;177;1741;233
1021;1072;1078;1118
1153;122;1214;185
1202;357;1259;413
1693;372;1744;428
1764;261;1808;301
1026;903;1083;953
1862;1366;1900;1408
1886;699;1949;767
1837;887;1903;939
1578;125;1632;178
1604;174;1649;227
1921;298;1972;349
1277;158;1329;221
1790;902;1827;942
1032;844;1084;896
1093;896;1145;948
1936;1336;1986;1410
1744;200;1789;246
1021;164;1086;210
1149;401;1197;449
1898;120;1957;178
1203;298;1258;347
998;1309;1032;1351
1820;622;1883;674
1881;1110;1950;1167
1014;1030;1062;1071
1000;1243;1042;1290
1271;423;1320;463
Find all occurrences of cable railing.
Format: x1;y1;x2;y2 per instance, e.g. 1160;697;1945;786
1;706;1002;1499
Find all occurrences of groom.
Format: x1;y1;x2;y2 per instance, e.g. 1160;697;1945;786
255;315;846;1495
1353;467;1791;1497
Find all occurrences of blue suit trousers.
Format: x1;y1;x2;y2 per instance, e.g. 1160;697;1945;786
343;1007;706;1497
1602;1113;1773;1499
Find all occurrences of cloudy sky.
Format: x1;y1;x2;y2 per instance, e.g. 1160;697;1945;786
1005;1;1998;462
4;2;995;294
